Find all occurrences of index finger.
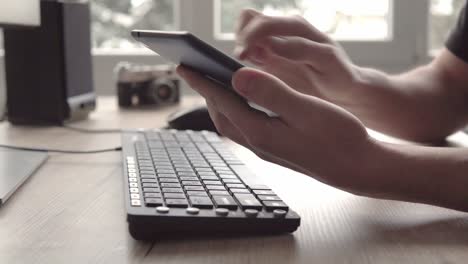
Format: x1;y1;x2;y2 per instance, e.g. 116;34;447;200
235;9;262;39
237;15;329;60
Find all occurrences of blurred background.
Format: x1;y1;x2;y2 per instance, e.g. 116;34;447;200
0;0;466;95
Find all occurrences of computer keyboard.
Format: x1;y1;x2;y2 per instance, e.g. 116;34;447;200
122;129;300;240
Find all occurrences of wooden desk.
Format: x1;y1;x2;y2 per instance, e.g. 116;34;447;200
0;96;467;264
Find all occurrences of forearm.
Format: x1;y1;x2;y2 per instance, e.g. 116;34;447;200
341;63;468;142
355;140;468;212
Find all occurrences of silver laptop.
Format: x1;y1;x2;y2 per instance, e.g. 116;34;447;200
0;149;48;205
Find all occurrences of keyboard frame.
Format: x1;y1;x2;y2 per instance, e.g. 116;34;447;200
122;129;301;240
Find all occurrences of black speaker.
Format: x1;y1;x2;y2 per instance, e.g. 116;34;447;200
4;0;96;125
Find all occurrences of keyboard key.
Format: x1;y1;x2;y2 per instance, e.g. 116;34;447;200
213;196;238;210
226;183;245;189
144;193;162;198
189;196;214;209
160;183;181;188
175;168;194;172
145;198;163;207
140;170;156;175
218;174;237;179
230;189;251;194
186;191;209;197
203;180;223;186
159;178;179;183
143;187;159;193
165;199;189;208
140;174;156;179
129;182;138;188
258;195;282;201
154;165;173;170
164;193;186;199
157;169;176;174
206;185;226;191
131;200;142;206
248;184;271;190
162;187;184;193
233;193;263;210
209;190;230;196
223;179;242;184
198;173;217;177
252;190;276;196
196;168;213;172
141;179;157;183
214;167;231;172
177;172;197;177
130;188;139;193
157;173;177;178
142;183;159;188
200;176;220;181
179;176;199;181
182;181;202;186
184;186;205;191
263;201;289;211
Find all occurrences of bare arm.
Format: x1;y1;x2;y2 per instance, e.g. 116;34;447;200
350;49;468;142
360;140;468;212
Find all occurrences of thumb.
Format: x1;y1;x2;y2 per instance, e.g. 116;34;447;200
232;67;307;122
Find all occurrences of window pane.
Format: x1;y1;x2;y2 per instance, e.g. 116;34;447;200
91;0;176;50
429;0;465;51
216;0;391;41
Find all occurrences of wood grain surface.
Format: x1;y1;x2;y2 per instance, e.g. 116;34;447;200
0;96;467;264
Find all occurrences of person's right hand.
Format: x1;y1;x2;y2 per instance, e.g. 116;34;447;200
234;9;366;107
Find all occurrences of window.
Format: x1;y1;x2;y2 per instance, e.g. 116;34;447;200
216;0;391;41
91;0;177;50
430;0;466;51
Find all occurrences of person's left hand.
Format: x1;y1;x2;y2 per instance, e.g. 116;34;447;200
177;65;379;193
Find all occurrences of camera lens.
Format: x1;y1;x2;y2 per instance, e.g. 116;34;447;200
150;78;176;102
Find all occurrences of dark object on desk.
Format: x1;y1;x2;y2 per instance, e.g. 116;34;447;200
167;105;219;133
121;129;300;240
0;149;48;206
4;0;95;125
116;62;180;108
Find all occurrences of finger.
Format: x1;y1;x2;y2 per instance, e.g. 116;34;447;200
231;67;311;124
237;15;329;60
261;36;335;70
235;9;262;39
177;65;279;139
234;9;263;57
207;101;309;174
205;101;249;147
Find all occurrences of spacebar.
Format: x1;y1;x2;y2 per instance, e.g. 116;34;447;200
229;165;264;186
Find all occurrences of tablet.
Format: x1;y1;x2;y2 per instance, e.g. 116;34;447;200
131;30;244;89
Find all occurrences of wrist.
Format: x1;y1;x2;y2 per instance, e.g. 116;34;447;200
327;134;386;196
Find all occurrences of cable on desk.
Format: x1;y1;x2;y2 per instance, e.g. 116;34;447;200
60;124;123;134
0;144;122;154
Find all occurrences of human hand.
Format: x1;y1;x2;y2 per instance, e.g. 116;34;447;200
234;9;366;106
177;65;378;193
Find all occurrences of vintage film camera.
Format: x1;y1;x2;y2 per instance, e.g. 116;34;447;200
115;62;180;107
